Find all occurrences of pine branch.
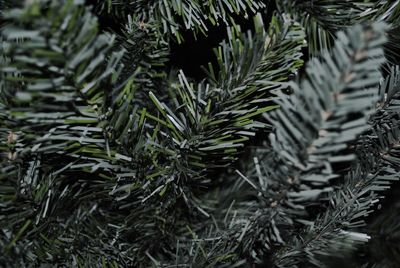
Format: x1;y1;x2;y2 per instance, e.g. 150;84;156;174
109;14;169;87
0;3;306;266
264;21;387;212
91;0;266;42
134;14;306;267
1;0;399;267
160;20;391;268
273;65;400;267
0;1;137;265
141;13;305;204
276;0;399;56
177;21;389;266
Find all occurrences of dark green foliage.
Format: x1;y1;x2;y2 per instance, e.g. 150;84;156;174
91;0;265;42
1;0;400;267
276;0;400;56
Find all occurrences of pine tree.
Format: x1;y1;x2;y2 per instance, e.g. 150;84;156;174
1;0;400;267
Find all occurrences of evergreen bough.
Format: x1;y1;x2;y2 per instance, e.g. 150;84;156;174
1;0;400;267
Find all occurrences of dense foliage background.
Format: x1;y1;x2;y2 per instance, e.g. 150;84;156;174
1;0;400;267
